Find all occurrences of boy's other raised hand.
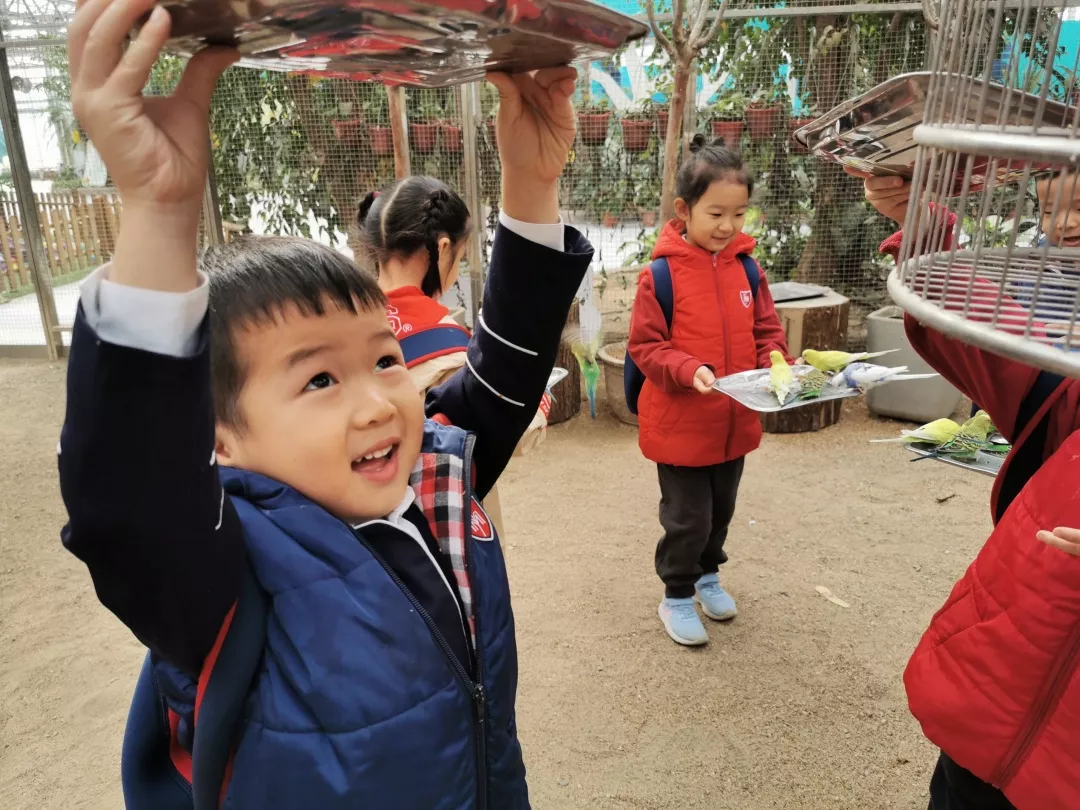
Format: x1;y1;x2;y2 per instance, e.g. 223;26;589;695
69;0;235;290
487;67;577;224
844;167;912;226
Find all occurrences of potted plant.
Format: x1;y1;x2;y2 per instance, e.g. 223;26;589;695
410;92;442;154
710;90;747;146
363;93;393;157
634;171;661;227
578;100;611;146
621;105;654;154
788;102;818;153
331;106;365;142
745;88;782;142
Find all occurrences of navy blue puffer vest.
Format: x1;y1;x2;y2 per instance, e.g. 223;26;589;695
144;421;527;810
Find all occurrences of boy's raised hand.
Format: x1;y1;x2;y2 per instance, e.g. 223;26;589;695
487;67;577;224
69;0;235;290
845;167;911;226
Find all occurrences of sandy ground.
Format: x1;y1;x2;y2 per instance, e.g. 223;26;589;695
0;358;993;810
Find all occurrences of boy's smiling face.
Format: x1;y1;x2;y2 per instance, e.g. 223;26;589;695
1036;171;1080;247
215;299;425;524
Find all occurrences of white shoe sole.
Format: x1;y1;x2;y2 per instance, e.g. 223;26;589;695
694;594;737;622
657;603;708;646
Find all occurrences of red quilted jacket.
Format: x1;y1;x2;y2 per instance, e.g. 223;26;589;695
627;220;790;467
882;226;1080;808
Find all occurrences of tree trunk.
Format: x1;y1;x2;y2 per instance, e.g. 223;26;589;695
660;59;693;224
387;86;411;179
549;301;582;424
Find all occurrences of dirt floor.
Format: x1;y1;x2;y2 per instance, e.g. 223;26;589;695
0;358;994;810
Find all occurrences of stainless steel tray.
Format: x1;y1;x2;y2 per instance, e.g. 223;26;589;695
711;366;861;413
547;367;568;390
793;72;1075;195
905;444;1003;477
153;0;649;87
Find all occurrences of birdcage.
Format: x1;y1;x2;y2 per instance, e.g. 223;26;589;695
882;0;1080;377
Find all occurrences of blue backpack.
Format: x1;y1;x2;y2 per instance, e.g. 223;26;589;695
624;255;761;415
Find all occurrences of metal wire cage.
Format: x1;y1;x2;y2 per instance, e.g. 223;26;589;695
888;0;1080;377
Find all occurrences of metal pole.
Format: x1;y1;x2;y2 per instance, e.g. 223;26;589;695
460;82;484;326
201;133;224;246
0;29;60;360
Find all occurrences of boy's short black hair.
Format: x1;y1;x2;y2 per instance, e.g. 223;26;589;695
200;236;385;429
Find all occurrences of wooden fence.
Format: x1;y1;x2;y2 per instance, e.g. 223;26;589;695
0;189;120;294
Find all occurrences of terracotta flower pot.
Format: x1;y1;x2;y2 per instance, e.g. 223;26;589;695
369;125;393;156
639;209;658;228
602;211;619;228
578;111;611;146
656;109;670;135
746;105;782;141
788;118;815;153
621;118;653;153
410;122;439;154
711;119;745;146
440;122;463;153
332;117;365;141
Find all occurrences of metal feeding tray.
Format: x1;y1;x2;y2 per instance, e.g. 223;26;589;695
151;0;649;87
711;366;861;413
547;366;568;389
905;444;1003;477
793;72;1076;195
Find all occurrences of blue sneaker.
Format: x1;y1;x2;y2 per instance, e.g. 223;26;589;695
694;573;737;621
658;597;708;646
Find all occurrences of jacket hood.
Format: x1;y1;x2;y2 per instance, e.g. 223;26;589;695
651;219;757;265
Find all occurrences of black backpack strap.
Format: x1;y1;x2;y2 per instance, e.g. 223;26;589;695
651;257;674;331
737;254;761;300
994;370;1065;523
191;557;268;810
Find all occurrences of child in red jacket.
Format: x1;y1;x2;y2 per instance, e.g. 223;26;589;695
857;167;1080;810
628;135;792;647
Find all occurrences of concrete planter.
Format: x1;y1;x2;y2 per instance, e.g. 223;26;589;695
599;341;638;426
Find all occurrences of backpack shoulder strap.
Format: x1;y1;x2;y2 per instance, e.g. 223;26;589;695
191;556;268;810
398;324;472;369
649;257;674;331
994;370;1066;523
738;254;761;299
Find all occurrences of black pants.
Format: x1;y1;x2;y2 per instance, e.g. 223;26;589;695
928;752;1016;810
655;458;745;599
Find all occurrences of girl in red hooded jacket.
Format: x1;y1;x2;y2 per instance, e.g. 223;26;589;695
628;135;792;647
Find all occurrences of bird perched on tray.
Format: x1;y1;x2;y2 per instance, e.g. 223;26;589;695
869;417;962;447
801;348;899;373
827;361;938;392
768;350;797;406
910;411;995;463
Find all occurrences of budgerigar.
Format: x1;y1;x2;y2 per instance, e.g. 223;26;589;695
911;411;994;462
802;348;899;373
768;350;796;406
570;337;602;419
870;417;962;447
827;361;939;392
795;365;829;401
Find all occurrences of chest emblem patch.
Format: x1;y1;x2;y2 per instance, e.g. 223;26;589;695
740;290;753;309
471;497;494;541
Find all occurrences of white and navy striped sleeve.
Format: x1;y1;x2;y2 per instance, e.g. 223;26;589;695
426;218;593;498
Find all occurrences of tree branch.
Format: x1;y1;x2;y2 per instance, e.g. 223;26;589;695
687;0;711;46
645;0;676;57
671;0;686;48
693;0;731;50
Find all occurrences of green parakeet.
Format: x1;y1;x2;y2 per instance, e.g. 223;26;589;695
870;418;962;447
795;366;829;400
911;411;994;462
768;350;795;406
802;348;899;373
570;337;602;419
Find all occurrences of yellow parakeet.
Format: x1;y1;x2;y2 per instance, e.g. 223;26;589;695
911;411;995;462
870;418;961;447
768;350;795;406
802;348;898;373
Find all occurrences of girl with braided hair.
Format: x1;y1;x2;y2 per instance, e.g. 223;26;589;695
357;177;558;537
